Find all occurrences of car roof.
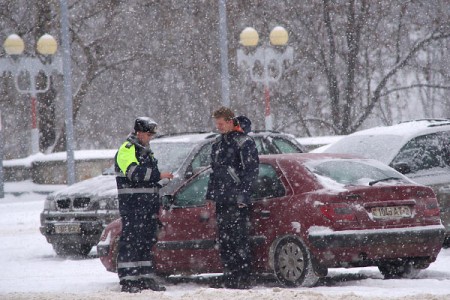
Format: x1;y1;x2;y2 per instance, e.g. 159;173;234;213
350;119;450;139
153;132;218;144
321;119;450;163
297;135;346;152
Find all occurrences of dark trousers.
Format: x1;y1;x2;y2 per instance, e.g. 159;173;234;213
216;203;252;283
117;206;159;284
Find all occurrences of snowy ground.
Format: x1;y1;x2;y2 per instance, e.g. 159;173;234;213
2;183;450;300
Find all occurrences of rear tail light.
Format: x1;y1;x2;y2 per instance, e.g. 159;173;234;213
424;200;440;217
320;204;357;222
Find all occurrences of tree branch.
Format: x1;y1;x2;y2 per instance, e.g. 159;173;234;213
351;30;450;132
380;83;450;97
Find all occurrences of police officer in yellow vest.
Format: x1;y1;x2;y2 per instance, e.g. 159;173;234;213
115;117;173;293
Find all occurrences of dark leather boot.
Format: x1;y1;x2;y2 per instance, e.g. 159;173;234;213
139;278;166;291
120;280;142;293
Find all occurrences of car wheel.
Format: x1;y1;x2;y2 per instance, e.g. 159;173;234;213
378;260;422;279
52;243;92;257
272;236;319;287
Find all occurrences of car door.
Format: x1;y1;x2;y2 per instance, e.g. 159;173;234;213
155;170;221;274
249;162;292;271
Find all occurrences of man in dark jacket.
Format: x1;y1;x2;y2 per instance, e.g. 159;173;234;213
115;117;173;293
206;107;259;289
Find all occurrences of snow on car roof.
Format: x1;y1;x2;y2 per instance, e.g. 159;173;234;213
322;120;450;164
296;135;345;146
351;119;450;138
152;132;217;144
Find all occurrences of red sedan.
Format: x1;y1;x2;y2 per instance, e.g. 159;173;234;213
97;153;444;287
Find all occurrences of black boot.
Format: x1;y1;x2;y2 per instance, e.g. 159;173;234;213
224;274;252;289
139;278;166;291
120;280;142;293
208;277;224;289
236;275;252;289
223;272;238;289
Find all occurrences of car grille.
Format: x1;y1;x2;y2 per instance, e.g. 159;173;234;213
56;197;91;210
74;197;90;209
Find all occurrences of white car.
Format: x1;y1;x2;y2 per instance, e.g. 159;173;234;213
296;135;345;152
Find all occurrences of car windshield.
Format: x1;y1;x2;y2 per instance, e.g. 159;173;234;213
306;159;409;186
151;142;197;173
324;135;404;164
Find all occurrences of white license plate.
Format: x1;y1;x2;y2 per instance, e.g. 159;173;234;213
54;224;81;234
371;206;412;218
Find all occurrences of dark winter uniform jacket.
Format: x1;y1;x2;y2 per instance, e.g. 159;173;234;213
114;133;162;283
206;130;259;205
115;133;161;214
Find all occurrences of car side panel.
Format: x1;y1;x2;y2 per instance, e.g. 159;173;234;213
155;204;220;274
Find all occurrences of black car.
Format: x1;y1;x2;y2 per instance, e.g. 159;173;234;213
40;131;304;256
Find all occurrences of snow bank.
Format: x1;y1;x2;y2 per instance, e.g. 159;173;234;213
4;150;117;168
1;182;450;300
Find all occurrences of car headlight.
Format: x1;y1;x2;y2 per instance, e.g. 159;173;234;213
43;198;56;210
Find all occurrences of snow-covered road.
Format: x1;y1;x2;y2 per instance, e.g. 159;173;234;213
1;189;450;300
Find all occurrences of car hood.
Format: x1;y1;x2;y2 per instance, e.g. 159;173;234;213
50;175;117;199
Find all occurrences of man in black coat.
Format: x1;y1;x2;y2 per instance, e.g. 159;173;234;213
206;107;259;289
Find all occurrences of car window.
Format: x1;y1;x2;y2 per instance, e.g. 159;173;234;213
191;143;212;170
151;142;197;173
252;164;285;199
307;159;407;186
272;137;302;153
442;132;450;166
253;137;270;154
392;132;449;172
174;170;211;207
175;164;285;205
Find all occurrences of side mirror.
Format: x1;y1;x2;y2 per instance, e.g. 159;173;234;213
392;162;411;175
161;195;174;210
185;164;195;179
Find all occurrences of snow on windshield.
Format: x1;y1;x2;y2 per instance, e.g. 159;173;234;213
324;135;404;164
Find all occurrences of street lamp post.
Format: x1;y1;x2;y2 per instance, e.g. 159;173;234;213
237;26;293;131
0;33;62;154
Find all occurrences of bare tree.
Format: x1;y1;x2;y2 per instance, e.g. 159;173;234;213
274;0;450;135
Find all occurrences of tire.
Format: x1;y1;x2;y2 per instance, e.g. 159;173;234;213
378;260;422;279
52;243;92;257
272;236;319;287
